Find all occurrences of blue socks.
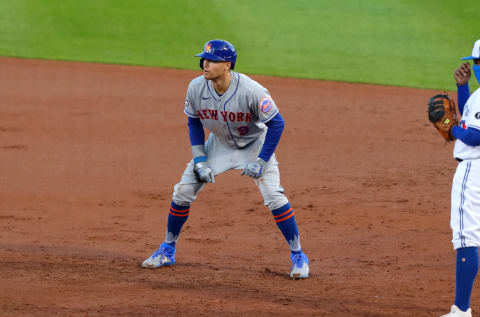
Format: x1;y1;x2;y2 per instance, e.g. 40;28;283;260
165;201;190;247
272;203;301;252
165;201;302;253
455;247;479;312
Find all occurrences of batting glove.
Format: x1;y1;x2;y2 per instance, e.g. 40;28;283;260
241;158;267;179
194;162;215;183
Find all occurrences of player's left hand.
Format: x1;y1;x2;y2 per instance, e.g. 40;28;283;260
241;158;267;179
194;162;215;183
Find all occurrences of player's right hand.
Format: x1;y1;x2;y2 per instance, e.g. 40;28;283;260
193;162;215;183
454;63;471;86
241;158;267;179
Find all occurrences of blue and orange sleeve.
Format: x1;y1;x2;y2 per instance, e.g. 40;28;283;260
258;112;285;162
188;117;205;146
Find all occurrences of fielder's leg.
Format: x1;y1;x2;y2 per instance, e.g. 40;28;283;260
444;160;480;316
454;247;478;313
255;158;309;279
142;160;206;268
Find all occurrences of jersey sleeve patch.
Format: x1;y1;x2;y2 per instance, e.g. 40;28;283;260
184;99;199;118
259;97;273;113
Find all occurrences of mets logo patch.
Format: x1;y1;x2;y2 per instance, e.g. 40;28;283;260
205;43;212;53
259;97;273;113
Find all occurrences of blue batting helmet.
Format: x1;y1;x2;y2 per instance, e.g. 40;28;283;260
195;39;237;70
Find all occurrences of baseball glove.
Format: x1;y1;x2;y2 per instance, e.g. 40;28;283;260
427;94;458;141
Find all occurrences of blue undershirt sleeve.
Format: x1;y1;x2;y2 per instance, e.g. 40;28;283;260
457;83;470;116
452;126;480;147
187;117;205;146
258;112;285;162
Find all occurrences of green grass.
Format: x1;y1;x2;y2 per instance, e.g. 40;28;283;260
0;0;478;90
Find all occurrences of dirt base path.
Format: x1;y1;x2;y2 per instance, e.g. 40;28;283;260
0;57;469;316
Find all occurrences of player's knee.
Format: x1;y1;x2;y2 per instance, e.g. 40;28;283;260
172;183;198;206
264;193;289;211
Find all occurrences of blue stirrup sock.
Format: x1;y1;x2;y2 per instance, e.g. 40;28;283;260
165;201;190;247
272;203;301;252
455;247;479;312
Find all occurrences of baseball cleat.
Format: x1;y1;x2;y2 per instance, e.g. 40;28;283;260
441;305;472;317
290;251;309;279
141;242;176;268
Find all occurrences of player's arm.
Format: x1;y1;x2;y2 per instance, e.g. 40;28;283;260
242;88;284;179
258;112;285;162
187;117;214;183
242;112;284;179
457;84;470;116
451;126;480;146
184;82;214;183
187;117;207;163
454;63;471;115
184;81;207;163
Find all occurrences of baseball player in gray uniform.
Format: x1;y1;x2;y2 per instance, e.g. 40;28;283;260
142;39;309;279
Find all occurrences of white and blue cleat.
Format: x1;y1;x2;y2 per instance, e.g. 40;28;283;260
290;251;309;279
142;242;176;268
441;305;472;317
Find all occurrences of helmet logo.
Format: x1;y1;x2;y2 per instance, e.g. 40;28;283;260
205;43;212;53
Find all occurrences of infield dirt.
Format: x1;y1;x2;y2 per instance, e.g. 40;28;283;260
0;57;471;316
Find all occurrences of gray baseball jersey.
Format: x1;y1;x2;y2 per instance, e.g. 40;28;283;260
173;71;289;215
184;71;279;149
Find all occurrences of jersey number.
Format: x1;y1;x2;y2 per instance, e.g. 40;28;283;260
238;126;249;136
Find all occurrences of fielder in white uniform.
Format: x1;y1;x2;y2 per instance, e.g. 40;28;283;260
442;39;480;317
142;39;309;279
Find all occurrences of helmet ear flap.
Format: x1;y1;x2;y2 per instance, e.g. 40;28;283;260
199;58;204;69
